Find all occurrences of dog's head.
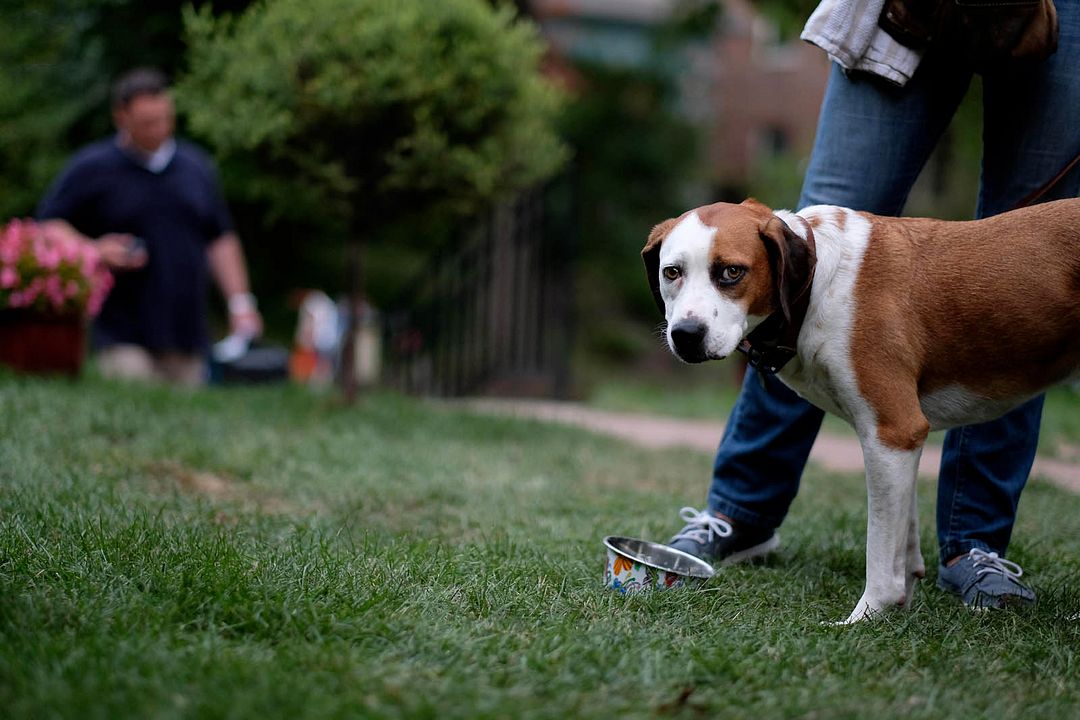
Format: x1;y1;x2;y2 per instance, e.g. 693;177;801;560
642;198;814;363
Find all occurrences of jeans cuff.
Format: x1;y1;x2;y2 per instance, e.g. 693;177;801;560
938;540;994;565
707;496;781;532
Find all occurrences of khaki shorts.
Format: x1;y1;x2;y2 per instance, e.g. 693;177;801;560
96;344;206;387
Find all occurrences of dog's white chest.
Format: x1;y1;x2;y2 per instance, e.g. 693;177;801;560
782;356;854;423
774;208;874;429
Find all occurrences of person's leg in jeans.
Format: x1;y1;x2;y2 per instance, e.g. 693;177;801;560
671;58;971;559
935;0;1080;605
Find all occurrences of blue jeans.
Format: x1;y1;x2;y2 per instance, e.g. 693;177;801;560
707;1;1080;561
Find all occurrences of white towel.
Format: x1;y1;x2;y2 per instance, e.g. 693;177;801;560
801;0;924;86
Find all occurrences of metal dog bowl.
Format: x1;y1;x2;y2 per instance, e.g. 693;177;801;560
603;535;715;593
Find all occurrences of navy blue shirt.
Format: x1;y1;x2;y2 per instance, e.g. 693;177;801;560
37;137;233;353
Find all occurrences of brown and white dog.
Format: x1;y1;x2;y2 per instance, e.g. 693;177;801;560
643;198;1080;624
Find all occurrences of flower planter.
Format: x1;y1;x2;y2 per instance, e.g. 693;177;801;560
1;218;112;376
0;310;86;376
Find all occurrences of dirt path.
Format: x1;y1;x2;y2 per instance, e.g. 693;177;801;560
459;399;1080;494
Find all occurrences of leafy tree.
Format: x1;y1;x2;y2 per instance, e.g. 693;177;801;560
177;0;566;243
0;2;111;220
177;0;567;395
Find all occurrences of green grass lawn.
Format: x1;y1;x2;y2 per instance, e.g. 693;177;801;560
2;373;1079;719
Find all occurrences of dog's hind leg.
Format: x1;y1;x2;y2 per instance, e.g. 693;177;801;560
904;481;926;609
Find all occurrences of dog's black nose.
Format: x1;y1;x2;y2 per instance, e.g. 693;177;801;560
670;320;708;362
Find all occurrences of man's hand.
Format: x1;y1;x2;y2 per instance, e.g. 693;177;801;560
209;233;262;338
229;310;264;338
96;233;148;271
228;292;264;338
39;220;146;271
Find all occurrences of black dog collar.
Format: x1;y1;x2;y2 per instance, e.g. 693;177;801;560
737;220;817;375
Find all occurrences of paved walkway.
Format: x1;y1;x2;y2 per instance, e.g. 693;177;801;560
459;399;1080;494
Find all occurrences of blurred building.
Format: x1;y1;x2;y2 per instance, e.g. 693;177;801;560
527;0;830;198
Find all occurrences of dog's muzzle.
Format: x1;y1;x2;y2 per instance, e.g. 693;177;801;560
670;320;709;363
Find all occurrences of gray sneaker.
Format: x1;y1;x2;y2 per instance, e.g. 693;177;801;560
667;507;780;565
937;548;1036;609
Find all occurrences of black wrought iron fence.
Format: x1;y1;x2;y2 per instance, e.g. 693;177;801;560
383;176;577;397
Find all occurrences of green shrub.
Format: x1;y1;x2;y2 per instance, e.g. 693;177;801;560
177;0;568;237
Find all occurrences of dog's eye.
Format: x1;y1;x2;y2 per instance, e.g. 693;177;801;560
662;266;681;281
718;266;745;284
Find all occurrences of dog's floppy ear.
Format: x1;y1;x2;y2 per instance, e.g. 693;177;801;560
642;217;679;314
759;215;814;323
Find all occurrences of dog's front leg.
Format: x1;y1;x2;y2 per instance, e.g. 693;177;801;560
839;432;924;625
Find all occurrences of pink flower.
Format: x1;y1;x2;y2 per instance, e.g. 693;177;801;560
1;217;115;316
21;277;42;306
60;240;81;264
0;221;23;265
3;218;22;246
44;274;65;309
80;243;104;277
33;237;61;270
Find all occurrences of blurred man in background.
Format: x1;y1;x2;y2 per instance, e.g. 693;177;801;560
38;67;261;386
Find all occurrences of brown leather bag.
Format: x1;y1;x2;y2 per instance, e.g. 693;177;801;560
879;0;1059;71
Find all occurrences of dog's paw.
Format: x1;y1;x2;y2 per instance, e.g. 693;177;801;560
827;593;905;626
829;605;878;626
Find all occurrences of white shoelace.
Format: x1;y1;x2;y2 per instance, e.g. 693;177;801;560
670;507;733;545
969;548;1024;580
